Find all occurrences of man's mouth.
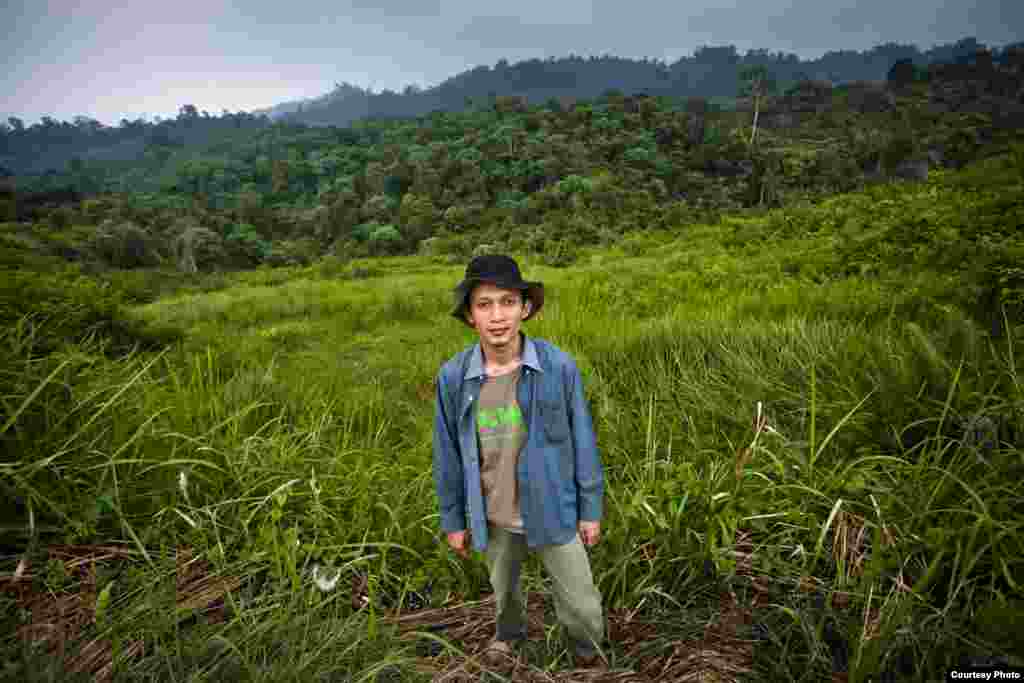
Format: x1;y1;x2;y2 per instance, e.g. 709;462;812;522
491;328;508;335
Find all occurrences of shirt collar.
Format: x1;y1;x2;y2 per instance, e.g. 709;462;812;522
464;331;542;380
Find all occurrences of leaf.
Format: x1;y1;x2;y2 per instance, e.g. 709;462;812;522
96;494;115;516
95;581;114;622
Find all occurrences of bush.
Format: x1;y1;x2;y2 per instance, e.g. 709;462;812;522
224;222;271;267
418;236;443;256
881;134;918;174
471;243;498;257
0;199;15;222
426;231;473;261
0;266;182;356
536;237;579;267
312;254;352;278
80;198;112;222
367;224;404;256
90;220;162;268
173;224;227;273
265;238;322;267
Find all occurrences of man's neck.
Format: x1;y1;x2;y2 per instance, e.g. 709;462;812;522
483;331;523;369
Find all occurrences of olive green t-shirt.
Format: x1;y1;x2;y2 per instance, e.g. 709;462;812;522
476;364;527;534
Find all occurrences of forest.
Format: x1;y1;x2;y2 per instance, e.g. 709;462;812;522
2;36;1021;176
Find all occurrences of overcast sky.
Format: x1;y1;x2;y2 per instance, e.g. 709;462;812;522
3;0;1021;127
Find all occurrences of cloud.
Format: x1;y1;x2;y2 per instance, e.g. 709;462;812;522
347;0;445;18
2;0;1021;124
453;16;601;52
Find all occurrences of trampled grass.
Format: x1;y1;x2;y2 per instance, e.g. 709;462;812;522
2;159;1022;682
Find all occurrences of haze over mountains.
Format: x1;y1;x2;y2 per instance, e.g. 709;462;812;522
1;36;1021;176
254;38;1016;126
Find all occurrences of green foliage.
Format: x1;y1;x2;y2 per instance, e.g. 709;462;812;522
369;224;401;243
0;266;182;357
89;219;162;268
1010;141;1024;183
4;151;1024;680
623;146;657;166
225;221;271;263
880;133;918;173
703;123;722;145
352;222;376;242
555;174;595;196
738;65;777;98
0;198;15;222
9;63;1015;279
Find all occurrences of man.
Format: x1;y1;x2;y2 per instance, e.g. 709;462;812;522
432;254;608;672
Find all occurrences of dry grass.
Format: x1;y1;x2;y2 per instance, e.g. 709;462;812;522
376;579;757;682
1;526;912;682
2;544;240;682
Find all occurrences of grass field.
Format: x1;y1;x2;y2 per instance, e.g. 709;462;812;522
2;156;1022;682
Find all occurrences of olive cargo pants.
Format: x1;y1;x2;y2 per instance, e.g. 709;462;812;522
483;523;605;658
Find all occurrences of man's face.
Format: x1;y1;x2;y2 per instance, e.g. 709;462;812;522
464;282;531;351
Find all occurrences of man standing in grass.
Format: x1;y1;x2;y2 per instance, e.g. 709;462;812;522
432;254;607;671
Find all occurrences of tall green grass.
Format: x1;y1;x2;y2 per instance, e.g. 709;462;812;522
2;160;1022;681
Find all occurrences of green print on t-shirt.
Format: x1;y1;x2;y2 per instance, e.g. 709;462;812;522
477;404;524;442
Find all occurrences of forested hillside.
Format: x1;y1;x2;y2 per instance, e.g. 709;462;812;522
257;37;1024;127
3;46;1022;281
2;36;1021;177
1;46;1022;366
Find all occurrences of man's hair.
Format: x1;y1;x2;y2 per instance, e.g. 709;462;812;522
464;287;531;317
468;285;529;303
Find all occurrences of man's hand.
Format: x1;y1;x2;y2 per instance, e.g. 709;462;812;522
578;520;601;547
447;530;470;558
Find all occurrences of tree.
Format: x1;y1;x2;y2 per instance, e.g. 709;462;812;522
174;223;224;273
739;65;776;147
887;58;916;88
271;159;289;194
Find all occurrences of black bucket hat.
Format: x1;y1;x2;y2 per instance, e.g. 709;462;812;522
451;255;544;329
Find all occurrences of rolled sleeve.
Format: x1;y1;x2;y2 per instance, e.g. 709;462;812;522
432;370;466;533
567;360;604;522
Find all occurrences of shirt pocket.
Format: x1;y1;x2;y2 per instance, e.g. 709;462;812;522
541;397;570;443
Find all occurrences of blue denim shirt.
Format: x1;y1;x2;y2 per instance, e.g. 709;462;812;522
432;332;604;552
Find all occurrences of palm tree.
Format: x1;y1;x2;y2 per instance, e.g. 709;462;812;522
739;66;776;147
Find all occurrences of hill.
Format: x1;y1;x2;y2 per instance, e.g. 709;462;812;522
2;36;1021;177
255;37;1023;127
2;47;1022;285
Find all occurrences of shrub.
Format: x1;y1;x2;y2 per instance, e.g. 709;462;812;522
427;231;474;260
537;237;578;267
265;238;322;267
556;175;595;197
0;266;182;356
418;236;443;256
352;222;376;242
90;220;162;269
0;199;14;222
224;222;271;266
881;134;918;174
367;224;404;256
46;206;76;229
80;198;112;222
361;193;395;222
173;224;226;273
471;242;498;257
